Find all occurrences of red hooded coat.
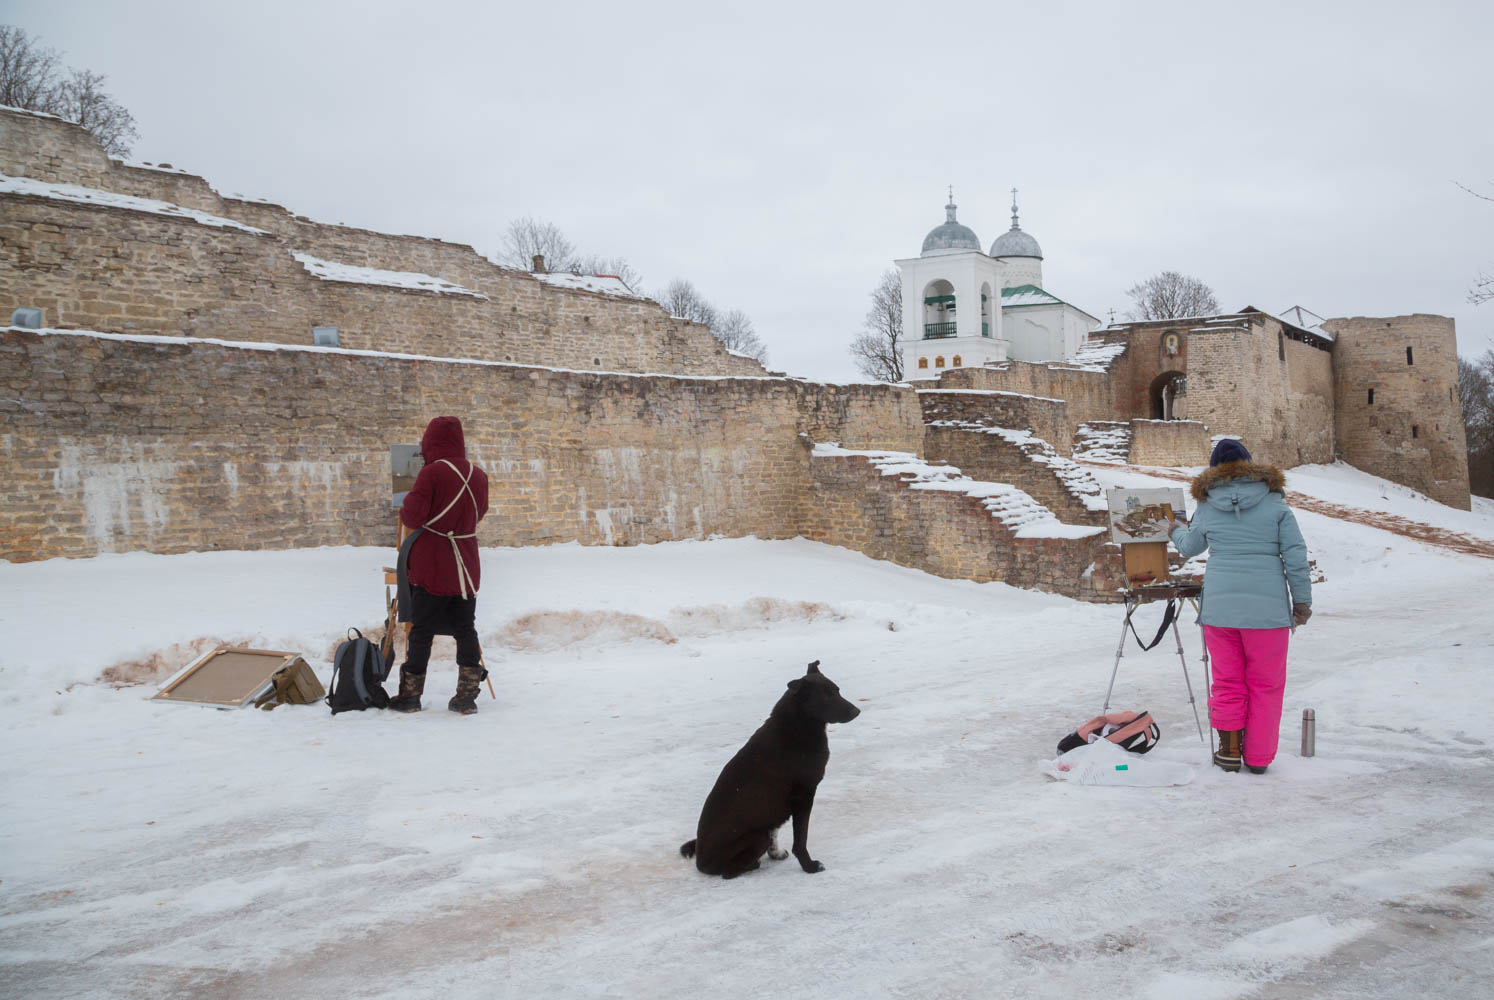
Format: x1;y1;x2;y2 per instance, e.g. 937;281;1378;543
400;417;490;596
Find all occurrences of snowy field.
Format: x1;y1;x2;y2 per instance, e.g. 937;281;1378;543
2;464;1492;998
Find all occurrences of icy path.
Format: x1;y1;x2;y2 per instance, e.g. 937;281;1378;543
2;517;1493;996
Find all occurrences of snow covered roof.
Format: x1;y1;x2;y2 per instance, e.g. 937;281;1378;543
1000;284;1062;307
533;272;646;299
0;173;269;234
291;252;488;299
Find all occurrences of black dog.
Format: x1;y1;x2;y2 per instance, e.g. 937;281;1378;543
680;660;860;879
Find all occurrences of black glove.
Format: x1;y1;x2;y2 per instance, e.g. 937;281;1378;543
1292;604;1312;626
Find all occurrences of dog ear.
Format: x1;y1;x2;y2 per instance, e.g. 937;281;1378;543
806;660;821;674
786;678;804;693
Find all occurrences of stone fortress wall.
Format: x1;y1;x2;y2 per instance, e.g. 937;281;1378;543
0;102;1471;606
0;106;764;377
0;328;917;562
1324;314;1469;509
2;328;1123;600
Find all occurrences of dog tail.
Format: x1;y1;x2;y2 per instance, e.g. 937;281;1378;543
679;839;697;859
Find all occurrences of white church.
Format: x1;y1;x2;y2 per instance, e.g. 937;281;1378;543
899;191;1101;378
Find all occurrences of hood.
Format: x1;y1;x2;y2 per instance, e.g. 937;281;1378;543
420;416;467;464
1190;460;1285;514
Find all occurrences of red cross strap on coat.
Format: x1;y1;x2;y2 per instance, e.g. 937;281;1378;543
400;417;490;599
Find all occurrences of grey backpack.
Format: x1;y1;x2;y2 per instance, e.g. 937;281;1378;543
326;628;391;714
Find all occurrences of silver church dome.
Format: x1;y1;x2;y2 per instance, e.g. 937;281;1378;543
921;196;982;255
990;192;1043;259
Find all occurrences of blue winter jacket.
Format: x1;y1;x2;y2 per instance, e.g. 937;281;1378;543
1171;460;1312;629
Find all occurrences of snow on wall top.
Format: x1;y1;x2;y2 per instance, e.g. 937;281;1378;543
811;443;1105;538
533;272;647;300
117;159;194;176
0;173;269;235
7;326;785;384
291;252;489;299
0;102;71;123
1064;339;1128;372
925;422;1110;512
1073;422;1132;465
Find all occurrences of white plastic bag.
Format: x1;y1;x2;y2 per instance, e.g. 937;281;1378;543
1042;737;1194;787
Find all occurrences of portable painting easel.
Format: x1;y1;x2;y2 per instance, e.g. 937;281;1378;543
1102;488;1211;748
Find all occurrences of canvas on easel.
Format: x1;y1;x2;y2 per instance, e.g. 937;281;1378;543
1107;487;1187;587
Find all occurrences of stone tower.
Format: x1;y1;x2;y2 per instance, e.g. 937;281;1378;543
1323;314;1470;509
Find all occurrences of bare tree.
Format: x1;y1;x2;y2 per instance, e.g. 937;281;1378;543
1459;182;1494;305
658;278;718;327
1125;270;1221;320
848;268;904;381
0;25;59;108
0;26;138;156
658;279;767;362
52;68;137;157
497;216;578;273
1460;352;1494;497
714;308;769;363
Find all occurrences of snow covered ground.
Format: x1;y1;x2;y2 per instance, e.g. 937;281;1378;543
2;465;1492;998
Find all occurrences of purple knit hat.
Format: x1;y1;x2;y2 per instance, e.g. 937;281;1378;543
1209;439;1251;467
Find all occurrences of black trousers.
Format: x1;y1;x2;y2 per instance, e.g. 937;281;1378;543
402;584;482;674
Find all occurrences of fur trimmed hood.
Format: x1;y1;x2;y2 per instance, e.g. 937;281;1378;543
1190;460;1285;502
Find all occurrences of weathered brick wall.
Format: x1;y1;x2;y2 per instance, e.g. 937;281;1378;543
921;427;1106;526
0;106;764;378
800;453;1120;600
1181;315;1335;469
917;389;1069;451
1324;314;1470;509
931;364;1118;452
0;108;113;185
1129;419;1211;467
0;329;919;562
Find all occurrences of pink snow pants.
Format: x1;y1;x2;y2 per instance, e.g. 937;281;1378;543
1202;626;1291;768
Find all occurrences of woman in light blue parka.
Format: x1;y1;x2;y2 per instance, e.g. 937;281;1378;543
1169;439;1312;774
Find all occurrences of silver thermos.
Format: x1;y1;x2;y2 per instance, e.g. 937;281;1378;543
1301;708;1316;757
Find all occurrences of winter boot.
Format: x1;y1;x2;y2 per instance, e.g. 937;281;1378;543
1213;729;1243;772
388;665;425;713
448;663;486;716
1245;763;1268;775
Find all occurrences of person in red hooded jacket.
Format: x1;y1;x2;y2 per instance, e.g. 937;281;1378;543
390;416;491;715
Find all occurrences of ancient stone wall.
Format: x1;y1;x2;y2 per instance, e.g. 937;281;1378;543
1128;419;1211;467
917;389;1069;451
800;452;1120;600
1324;314;1470;509
929;364;1119;452
0;329;917;563
920;427;1106;526
1180;315;1335;469
0;106;763;377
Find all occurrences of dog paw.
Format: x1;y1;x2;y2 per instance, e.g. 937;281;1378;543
801;860;825;874
768;848;789;861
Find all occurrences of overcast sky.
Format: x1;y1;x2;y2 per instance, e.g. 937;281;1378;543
7;0;1493;380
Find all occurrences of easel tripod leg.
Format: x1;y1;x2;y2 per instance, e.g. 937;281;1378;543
1103;603;1131;713
1172;618;1205;743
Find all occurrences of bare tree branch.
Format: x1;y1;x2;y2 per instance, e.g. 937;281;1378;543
714;308;769;363
848;269;903;381
0;26;138;156
52;68;137;157
1125;270;1220;320
496;216;578;272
